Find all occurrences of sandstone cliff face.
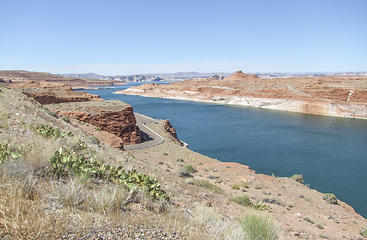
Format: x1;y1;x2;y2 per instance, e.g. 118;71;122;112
47;101;142;146
163;120;182;145
75;107;141;145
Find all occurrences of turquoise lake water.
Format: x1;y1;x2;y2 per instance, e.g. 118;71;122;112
84;83;367;218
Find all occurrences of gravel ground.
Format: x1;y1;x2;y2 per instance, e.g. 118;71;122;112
57;225;184;240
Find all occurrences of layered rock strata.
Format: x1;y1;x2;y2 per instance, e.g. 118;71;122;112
46;100;142;147
118;71;367;119
15;81;101;104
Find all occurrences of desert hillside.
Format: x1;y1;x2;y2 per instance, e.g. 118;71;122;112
1;81;367;239
0;70;125;88
119;71;367;119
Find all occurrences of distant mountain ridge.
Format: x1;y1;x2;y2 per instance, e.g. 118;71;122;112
58;71;367;82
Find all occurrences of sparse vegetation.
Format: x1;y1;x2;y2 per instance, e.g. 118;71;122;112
50;147;169;200
177;164;197;177
323;193;338;204
290;174;304;184
44;107;58;118
252;202;272;211
32;124;74;139
317;223;324;229
189;179;224;194
61;115;71;123
231;184;240;190
239;212;278;240
361;228;367;238
304;217;314;224
231;194;252;206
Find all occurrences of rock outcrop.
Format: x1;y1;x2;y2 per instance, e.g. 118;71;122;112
11;81;102;104
46;100;142;147
163;120;182;145
15;80;141;148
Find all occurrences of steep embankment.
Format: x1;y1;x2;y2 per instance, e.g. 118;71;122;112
118;71;367;119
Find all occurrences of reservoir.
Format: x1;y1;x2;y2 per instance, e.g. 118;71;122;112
84;83;367;218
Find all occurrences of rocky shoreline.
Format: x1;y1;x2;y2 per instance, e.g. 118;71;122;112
117;71;367;120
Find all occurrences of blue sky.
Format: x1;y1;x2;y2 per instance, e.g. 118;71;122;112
1;0;366;75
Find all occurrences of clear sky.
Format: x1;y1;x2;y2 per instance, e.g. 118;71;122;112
1;0;366;75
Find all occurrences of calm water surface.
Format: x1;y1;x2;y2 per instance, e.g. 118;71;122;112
84;84;367;218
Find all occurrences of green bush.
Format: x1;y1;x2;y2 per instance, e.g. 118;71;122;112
323;193;338;204
44;108;58;118
290;174;304;184
239;213;278;240
61;115;71;123
231;194;252;206
177;164;197;178
231;184;240;190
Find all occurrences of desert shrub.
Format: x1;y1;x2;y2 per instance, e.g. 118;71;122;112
239;212;278;240
323;193;338;204
231;184;240;190
191;179;224;194
361;228;367;238
177;164;197;178
183;164;196;173
304;217;314;224
317;223;324;229
44;107;58;118
290;174;304;183
52;178;87;209
207;174;220;179
192;204;244;239
253;183;262;189
231;194;252;206
61;115;70;123
89;136;100;146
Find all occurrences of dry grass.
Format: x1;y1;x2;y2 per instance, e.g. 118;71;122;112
0;171;63;239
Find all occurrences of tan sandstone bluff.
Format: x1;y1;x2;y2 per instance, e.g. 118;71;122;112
116;71;367;119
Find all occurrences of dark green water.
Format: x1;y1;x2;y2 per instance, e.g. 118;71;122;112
84;84;367;218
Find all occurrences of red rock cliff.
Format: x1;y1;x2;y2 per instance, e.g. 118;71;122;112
49;101;142;146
